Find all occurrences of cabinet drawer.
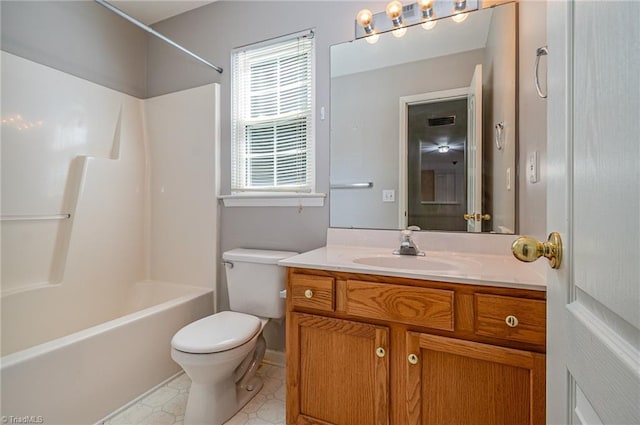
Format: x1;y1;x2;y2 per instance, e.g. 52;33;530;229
290;274;335;312
475;294;546;346
344;280;454;331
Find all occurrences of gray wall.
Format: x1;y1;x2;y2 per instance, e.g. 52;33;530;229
483;3;517;233
518;0;547;239
1;1;148;98
148;2;387;350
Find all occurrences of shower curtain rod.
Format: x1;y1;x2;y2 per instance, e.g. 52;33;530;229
94;0;223;74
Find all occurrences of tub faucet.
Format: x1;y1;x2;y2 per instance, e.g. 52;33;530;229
393;227;425;256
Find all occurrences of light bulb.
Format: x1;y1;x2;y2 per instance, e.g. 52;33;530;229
418;0;434;19
392;26;407;38
385;1;403;20
365;33;380;44
454;0;467;11
356;9;373;28
421;19;437;30
452;12;469;23
418;0;433;10
438;145;450;153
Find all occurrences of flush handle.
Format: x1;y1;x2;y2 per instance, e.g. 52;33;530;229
512;232;563;269
304;289;314;299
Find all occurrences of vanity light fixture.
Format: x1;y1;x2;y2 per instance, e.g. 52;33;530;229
386;1;407;38
452;0;469;22
453;0;467;12
353;0;479;40
418;0;437;30
356;9;380;44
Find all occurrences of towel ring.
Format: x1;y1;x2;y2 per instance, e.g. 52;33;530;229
495;122;505;150
535;46;548;99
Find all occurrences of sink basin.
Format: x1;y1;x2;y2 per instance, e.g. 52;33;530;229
352;255;462;272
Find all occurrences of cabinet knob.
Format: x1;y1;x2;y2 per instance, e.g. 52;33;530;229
376;347;386;358
304;289;314;299
408;353;419;365
505;315;519;328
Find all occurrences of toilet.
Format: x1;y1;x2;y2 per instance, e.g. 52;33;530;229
171;248;296;425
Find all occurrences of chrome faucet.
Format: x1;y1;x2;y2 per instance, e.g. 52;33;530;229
393;227;425;256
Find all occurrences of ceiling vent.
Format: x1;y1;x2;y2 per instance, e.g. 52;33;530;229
427;116;456;127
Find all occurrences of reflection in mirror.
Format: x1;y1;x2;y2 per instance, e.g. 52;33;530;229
408;97;468;231
330;2;516;234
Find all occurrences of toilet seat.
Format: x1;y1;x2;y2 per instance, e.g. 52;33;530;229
171;311;261;354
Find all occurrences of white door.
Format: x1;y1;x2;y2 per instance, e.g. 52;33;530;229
466;64;482;232
546;1;640;424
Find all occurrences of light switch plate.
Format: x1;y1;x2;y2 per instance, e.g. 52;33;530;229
383;189;395;202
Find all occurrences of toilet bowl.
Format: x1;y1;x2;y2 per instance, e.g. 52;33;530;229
170;248;296;425
171;311;268;425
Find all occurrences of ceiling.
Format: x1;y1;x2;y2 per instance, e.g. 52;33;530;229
107;0;373;25
109;1;218;25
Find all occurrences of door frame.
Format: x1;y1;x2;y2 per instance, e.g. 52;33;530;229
398;87;468;229
546;0;572;422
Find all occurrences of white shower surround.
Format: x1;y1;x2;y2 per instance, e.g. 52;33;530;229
1;52;220;423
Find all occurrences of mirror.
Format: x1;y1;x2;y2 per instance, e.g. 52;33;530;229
330;2;516;233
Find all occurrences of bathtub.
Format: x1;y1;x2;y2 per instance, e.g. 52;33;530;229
0;281;213;425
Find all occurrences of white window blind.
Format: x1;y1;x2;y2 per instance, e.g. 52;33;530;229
231;31;315;193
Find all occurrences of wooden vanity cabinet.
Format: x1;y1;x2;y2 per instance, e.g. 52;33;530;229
286;268;546;425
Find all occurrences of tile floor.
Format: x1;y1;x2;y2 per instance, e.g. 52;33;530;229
104;363;285;425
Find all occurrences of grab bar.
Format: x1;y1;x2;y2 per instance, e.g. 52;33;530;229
1;214;71;222
535;46;548;99
330;182;373;189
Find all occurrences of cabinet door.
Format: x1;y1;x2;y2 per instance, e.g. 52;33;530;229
406;332;545;425
287;312;389;425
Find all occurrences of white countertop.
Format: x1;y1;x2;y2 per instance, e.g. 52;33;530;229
279;229;547;291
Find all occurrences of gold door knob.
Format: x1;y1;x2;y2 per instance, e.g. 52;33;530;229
304;289;314;299
511;232;563;269
408;354;419;365
376;347;386;358
464;213;491;221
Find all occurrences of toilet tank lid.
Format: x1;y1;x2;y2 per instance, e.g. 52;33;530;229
222;248;298;264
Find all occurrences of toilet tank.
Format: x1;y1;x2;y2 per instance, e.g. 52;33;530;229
223;248;298;319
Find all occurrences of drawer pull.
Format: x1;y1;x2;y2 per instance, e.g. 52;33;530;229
304;289;314;299
376;347;386;358
505;315;519;328
408;354;419;365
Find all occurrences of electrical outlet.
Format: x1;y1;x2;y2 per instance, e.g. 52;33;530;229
383;189;395;202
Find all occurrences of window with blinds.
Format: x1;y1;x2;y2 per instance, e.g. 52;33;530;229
231;30;315;193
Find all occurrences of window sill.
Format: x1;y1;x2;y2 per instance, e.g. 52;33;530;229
219;192;326;207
